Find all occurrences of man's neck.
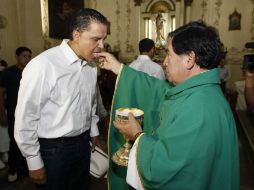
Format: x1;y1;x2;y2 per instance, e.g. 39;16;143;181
141;52;152;59
16;63;25;70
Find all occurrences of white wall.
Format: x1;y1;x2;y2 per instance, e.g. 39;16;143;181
89;0;140;62
191;0;254;89
1;0;254;89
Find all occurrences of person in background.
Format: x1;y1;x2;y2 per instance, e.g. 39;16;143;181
245;69;254;112
0;59;8;71
129;38;165;80
96;21;239;190
0;59;9;170
14;8;108;190
0;47;32;182
218;51;230;93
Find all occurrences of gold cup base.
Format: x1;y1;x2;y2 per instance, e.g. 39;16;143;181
112;108;144;167
111;142;132;167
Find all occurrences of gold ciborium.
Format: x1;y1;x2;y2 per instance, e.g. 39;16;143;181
112;108;144;167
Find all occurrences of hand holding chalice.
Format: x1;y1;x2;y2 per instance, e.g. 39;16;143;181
112;108;144;167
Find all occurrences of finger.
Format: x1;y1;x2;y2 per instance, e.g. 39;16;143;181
96;141;102;149
94;52;108;58
114;119;127;128
113;121;120;129
98;58;105;67
128;113;139;126
91;144;96;152
98;57;104;62
114;121;126;135
128;112;135;122
91;139;97;152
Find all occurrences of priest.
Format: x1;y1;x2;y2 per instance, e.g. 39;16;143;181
96;21;239;190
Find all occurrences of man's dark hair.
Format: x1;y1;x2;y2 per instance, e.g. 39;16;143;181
0;59;8;67
15;47;32;56
69;8;108;40
168;21;222;69
139;38;155;53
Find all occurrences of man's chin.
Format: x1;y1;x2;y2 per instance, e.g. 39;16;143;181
84;56;96;62
89;57;97;62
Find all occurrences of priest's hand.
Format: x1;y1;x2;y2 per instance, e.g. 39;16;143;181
94;52;122;75
114;113;142;141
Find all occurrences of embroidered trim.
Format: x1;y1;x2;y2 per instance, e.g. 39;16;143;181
134;131;143;141
107;64;124;189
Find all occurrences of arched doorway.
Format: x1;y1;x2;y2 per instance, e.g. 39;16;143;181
141;0;176;49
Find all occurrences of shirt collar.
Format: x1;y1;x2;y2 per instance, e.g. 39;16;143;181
137;55;151;60
60;39;87;66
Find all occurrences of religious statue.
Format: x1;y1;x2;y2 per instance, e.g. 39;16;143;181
155;13;166;46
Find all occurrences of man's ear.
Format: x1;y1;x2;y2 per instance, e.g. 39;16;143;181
185;51;196;70
149;47;155;57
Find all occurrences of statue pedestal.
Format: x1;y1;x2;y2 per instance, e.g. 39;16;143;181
153;47;167;64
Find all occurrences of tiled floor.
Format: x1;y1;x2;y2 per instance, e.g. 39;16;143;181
0;167;107;190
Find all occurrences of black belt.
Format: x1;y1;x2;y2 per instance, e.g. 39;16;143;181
39;130;90;144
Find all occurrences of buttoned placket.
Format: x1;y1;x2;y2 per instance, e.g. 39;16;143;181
79;59;86;131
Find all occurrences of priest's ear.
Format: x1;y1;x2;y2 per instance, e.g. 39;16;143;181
185;51;196;70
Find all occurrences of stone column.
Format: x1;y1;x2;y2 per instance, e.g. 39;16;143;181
184;0;193;24
144;17;150;38
175;0;181;28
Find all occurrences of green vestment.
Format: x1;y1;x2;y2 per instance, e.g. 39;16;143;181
108;65;239;190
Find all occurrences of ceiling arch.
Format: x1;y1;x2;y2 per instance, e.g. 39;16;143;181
145;0;175;13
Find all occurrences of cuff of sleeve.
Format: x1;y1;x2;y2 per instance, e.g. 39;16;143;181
127;135;145;190
134;133;145;145
26;154;44;170
90;125;99;137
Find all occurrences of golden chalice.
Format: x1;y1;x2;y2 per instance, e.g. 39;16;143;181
112;108;144;167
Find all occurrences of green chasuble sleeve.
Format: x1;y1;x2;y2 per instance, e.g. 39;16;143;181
108;65;169;190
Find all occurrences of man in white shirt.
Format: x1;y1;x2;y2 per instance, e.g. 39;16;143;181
14;8;108;190
129;38;165;80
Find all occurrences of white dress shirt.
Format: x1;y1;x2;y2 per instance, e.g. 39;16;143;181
129;55;165;80
96;84;107;119
14;40;99;170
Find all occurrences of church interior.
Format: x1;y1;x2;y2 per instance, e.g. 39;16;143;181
0;0;254;189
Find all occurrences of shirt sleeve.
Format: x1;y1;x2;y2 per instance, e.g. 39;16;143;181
96;84;107;119
14;61;48;170
90;79;99;137
127;134;145;190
